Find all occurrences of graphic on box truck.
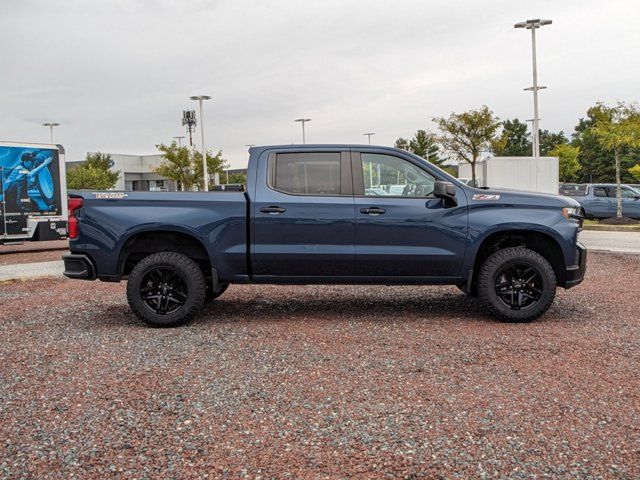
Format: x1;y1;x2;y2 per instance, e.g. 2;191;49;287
0;145;62;236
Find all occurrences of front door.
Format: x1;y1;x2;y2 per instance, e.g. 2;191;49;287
252;151;355;277
352;151;467;278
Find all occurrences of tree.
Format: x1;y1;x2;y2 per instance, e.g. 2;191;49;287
193;149;228;190
66;152;120;190
433;106;501;183
409;130;444;166
155;142;228;191
538;129;568;155
550;144;581;182
629;163;640;181
491;118;532;156
394;137;409;151
224;172;247;184
155;142;198;191
590;102;640;218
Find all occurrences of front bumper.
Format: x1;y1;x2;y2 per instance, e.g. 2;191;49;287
62;253;97;280
564;242;587;289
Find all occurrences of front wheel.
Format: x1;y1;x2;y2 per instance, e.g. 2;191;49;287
477;247;556;322
126;252;206;327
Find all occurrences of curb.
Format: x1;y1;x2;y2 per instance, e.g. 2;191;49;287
582;225;640;232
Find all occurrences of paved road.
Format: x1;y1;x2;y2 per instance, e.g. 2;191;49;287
0;231;637;282
579;230;640;254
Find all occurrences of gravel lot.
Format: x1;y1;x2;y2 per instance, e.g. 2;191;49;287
1;252;639;478
0;241;68;266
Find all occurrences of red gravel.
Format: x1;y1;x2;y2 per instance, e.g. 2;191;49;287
1;252;639;478
0;250;67;266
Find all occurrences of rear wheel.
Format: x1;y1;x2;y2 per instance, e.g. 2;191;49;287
477;247;556;322
126;252;206;327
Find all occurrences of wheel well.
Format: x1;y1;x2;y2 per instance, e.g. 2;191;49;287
471;230;566;289
118;231;212;278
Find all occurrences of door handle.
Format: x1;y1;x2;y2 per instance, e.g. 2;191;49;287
260;206;286;214
360;207;386;216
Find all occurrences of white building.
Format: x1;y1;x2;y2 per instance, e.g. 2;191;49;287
67;153;177;191
458;156;559;194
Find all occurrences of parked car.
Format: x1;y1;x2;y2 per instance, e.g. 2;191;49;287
63;145;587;327
561;183;640;219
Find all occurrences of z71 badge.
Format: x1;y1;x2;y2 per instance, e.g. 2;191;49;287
473;194;500;201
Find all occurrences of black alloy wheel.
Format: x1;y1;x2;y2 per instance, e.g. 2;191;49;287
494;262;543;310
140;267;188;315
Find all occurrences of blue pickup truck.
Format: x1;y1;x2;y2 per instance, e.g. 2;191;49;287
63;145;587;327
561;183;640;219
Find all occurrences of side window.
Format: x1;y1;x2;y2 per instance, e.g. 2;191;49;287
272;153;341;195
361;153;436;197
620;188;636;199
593;187;608;197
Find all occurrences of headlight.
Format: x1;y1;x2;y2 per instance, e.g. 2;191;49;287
562;206;582;219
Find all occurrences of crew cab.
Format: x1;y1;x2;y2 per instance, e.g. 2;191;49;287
561;183;640;219
63;145;587;327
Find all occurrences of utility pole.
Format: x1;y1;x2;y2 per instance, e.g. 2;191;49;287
363;132;376;145
515;18;551;191
42;122;59;144
173;136;185;148
294;118;311;144
190;95;213;190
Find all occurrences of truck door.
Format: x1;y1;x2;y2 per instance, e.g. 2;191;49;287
252;151;355;277
590;186;615;218
352;151;467;278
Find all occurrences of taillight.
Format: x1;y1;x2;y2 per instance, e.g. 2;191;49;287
68;197;84;239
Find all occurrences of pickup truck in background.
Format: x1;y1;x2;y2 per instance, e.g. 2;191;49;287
63;145;587;327
561;183;640;219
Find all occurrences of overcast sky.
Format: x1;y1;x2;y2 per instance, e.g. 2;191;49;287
1;0;638;168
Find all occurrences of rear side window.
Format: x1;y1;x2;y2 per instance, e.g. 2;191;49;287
593;187;608;197
272;153;341;195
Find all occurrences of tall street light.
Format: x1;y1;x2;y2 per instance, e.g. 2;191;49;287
173;136;185;147
190;95;213;190
363;132;376;145
42;122;59;144
515;18;551;191
294;118;311;144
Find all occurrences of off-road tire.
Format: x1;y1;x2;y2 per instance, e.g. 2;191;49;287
205;282;229;302
127;252;206;327
478;247;556;323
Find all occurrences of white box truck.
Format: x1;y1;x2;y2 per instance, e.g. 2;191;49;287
458;156;559;194
0;141;68;243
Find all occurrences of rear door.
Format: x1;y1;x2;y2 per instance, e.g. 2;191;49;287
351;150;467;278
590;186;614;218
620;186;640;219
252;150;355;277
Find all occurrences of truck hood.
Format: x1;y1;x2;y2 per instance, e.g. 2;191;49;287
468;187;581;208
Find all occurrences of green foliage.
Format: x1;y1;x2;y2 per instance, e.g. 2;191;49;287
550;144;581;182
155;142;228;190
66;152;120;190
538;130;568;155
409;130;444;166
394;137;409;151
492;118;531;156
433;105;501;181
629;163;640;181
589;101;640;217
224;172;247;184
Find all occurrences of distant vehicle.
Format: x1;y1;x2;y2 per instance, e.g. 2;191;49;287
0;141;68;243
64;145;586;327
457;177;478;187
561;183;640;219
212;183;244;192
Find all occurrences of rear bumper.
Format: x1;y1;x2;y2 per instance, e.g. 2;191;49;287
564;242;587;289
62;253;97;280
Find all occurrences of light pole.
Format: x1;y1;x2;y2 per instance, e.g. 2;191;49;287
190;95;213;190
363;132;376;145
173;136;185;148
294;118;311;144
42;122;59;144
515;18;551;191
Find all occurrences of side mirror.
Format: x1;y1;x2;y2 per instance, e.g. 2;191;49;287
434;181;457;207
